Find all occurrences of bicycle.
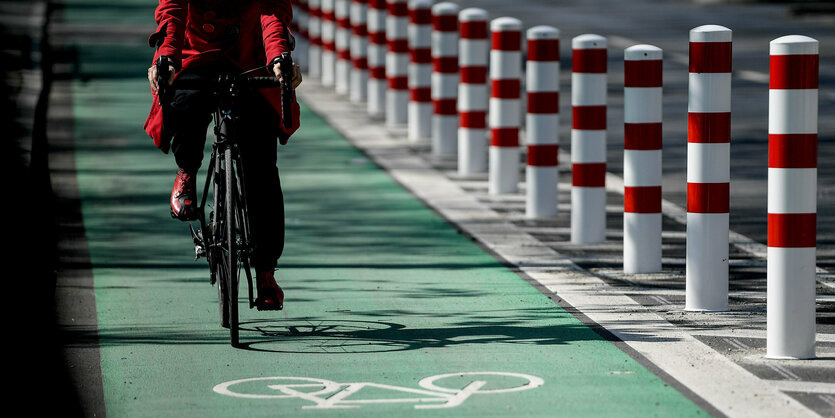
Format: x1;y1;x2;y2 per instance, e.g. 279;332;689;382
157;53;295;347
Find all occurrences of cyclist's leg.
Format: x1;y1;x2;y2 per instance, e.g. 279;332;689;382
166;68;213;220
237;93;285;309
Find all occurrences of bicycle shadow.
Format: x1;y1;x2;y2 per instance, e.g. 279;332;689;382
235;310;680;354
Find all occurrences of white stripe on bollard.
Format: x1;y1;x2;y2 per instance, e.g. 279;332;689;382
686;25;732;312
321;0;336;86
767;35;818;360
387;0;409;126
367;0;387;118
525;25;560;219
292;0;310;72
458;8;489;175
488;17;522;195
571;34;607;243
407;0;432;142
431;2;460;156
308;0;323;79
350;0;369;103
623;44;663;274
335;0;352;95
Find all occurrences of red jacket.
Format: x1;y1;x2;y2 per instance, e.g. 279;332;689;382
144;0;300;152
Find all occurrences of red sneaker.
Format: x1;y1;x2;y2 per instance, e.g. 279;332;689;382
170;168;198;221
255;270;284;311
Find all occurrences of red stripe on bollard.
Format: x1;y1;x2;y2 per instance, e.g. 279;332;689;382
572;163;607;187
387;75;408;89
411;48;432;63
434;98;457;115
353;57;368;69
527;39;560;61
624;123;663;150
368;31;386;44
572;105;606;129
491;128;519;147
527;144;559;166
688;113;731;143
461;66;487;83
370;66;386;79
572;49;607;73
388;2;408;16
769;55;819;89
388;39;409;52
492;31;521;51
768;134;818;168
687;182;730;213
491;79;521;98
410;87;431;102
460;111;487;128
624;60;663;87
433;14;458;31
689;42;732;73
409;8;431;23
768;213;816;247
624;186;662;213
527;92;560;114
433;56;458;73
460;21;487;39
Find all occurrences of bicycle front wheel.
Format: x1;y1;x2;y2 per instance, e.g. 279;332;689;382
223;147;240;347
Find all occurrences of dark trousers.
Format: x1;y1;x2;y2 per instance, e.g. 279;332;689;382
167;61;284;272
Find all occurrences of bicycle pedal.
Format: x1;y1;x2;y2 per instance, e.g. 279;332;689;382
189;224;207;260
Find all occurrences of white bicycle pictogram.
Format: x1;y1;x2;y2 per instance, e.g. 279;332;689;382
213;372;544;409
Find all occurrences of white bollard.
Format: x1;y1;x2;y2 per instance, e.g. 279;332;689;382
367;0;387;118
488;17;522;195
686;25;732;312
408;0;432;142
349;0;369;103
571;34;607;243
335;0;352;95
458;8;489;175
767;35;818;359
525;25;560;218
320;0;336;86
431;2;460;156
308;0;323;79
386;0;409;126
623;44;663;274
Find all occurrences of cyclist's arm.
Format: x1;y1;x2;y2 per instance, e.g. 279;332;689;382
260;1;294;69
147;0;187;93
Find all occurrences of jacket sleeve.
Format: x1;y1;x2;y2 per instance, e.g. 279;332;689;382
260;0;294;66
148;0;188;69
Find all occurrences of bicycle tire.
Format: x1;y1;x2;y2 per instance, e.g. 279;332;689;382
224;147;240;347
212;156;230;329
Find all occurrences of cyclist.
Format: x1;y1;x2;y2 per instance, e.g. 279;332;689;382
144;0;302;310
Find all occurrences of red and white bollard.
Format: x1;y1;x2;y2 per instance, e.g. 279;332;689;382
320;0;336;86
525;26;560;218
457;8;488;175
488;17;522;195
431;2;460;156
335;0;352;95
292;0;309;72
367;0;387;118
308;0;323;79
571;34;607;243
387;0;409;127
686;25;732;312
623;44;663;274
350;0;369;103
408;0;432;142
767;35;818;359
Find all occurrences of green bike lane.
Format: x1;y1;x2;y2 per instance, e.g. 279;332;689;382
62;3;708;416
